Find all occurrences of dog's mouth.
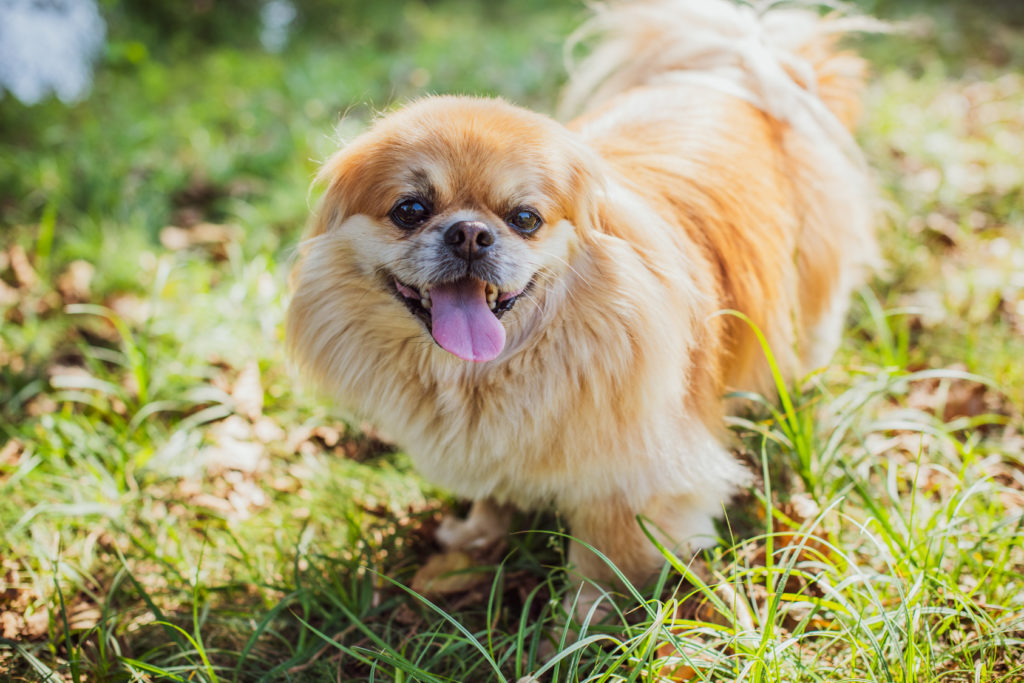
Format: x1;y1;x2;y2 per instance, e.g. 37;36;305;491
392;276;525;363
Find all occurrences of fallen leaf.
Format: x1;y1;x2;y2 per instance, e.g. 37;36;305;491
392;602;420;626
159;222;242;256
311;424;342;447
192;493;235;515
227;480;267;518
23;607;48;638
252;416;286;443
106;293;150;325
0;280;18;307
202;415;266;475
906;366;1008;422
285;425;314;453
0;439;23;467
231;362;263;421
68;604;101;631
203;439;265;476
56;259;94;303
1;611;19;639
653;645;697;682
47;364;91;381
411;551;489;598
7;245;37;289
25;395;57;417
0;606;48;640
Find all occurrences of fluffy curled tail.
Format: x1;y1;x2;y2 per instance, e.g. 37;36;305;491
560;0;884;136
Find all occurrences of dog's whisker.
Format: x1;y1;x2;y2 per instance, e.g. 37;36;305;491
517;291;545;319
542;253;593;290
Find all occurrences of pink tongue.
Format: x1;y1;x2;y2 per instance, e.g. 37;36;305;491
429;278;506;362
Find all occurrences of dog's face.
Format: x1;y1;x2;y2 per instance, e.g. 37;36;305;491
307;96;599;362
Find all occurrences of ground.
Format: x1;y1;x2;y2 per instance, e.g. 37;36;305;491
1;0;1023;681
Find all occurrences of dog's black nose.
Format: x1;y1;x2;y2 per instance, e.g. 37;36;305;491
443;221;495;260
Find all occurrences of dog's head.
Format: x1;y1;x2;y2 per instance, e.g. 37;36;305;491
300;96;602;362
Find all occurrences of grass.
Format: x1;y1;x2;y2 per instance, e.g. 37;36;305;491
1;0;1023;680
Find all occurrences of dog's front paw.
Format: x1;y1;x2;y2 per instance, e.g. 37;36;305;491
435;499;513;551
435;514;502;551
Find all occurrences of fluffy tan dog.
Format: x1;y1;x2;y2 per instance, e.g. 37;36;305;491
287;0;877;607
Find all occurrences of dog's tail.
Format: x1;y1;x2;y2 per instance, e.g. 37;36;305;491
560;0;884;138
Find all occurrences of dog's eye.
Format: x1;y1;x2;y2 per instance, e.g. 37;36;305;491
390;199;431;229
506;209;543;235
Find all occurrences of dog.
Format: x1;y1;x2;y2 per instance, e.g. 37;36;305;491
286;0;878;612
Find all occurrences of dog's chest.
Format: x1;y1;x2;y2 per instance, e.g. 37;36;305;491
364;361;580;504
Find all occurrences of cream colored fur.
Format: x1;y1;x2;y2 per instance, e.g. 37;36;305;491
286;0;878;605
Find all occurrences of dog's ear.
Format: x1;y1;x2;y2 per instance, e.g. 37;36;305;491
307;133;396;239
558;137;610;236
561;138;661;254
306;147;362;239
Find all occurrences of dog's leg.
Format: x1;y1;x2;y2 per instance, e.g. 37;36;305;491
563;496;720;621
436;498;514;551
563;499;662;622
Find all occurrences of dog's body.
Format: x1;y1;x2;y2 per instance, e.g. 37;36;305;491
287;0;876;598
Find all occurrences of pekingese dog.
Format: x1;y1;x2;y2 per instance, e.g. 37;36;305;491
287;0;878;610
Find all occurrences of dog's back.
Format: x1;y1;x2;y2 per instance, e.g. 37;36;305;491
562;0;880;397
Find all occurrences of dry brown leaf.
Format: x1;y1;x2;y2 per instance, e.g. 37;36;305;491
0;607;48;640
203;415;266;475
923;211;959;246
176;478;202;498
1;611;19;639
285;425;314;453
68;604;101;631
0;279;18;307
107;293;151;325
47;364;91;381
411;551;489;598
311;425;343;447
203;440;265;476
654;647;697;682
7;245;37;289
270;475;298;492
907;369;1007;423
25;395;57;417
227;480;268;517
159;222;242;254
23;607;49;638
192;493;235;514
392;602;420;626
0;339;24;373
288;463;314;480
0;439;23;467
56;259;95;303
1000;425;1024;458
231;361;263;421
253;416;286;443
358;421;395;446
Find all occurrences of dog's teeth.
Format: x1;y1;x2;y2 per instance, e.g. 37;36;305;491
485;283;498;305
421;291;432;309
